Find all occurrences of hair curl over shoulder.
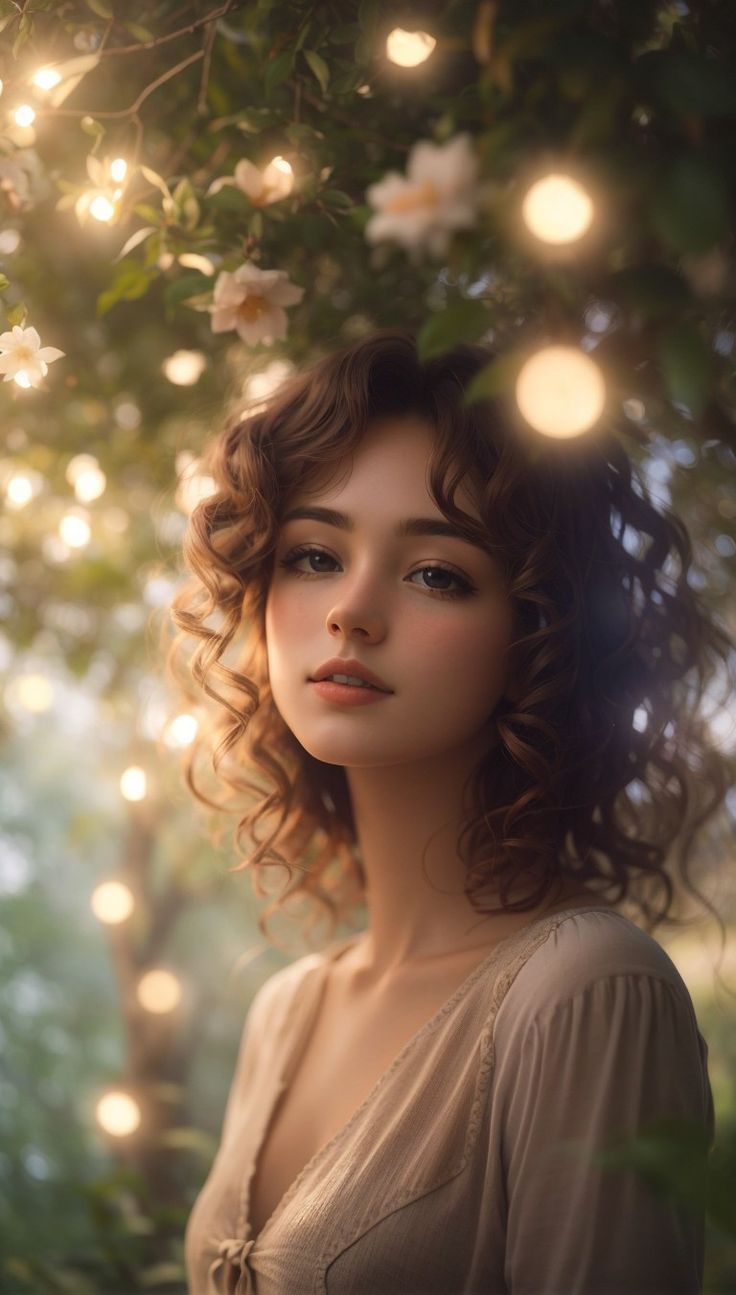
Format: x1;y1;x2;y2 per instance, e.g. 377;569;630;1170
165;326;735;953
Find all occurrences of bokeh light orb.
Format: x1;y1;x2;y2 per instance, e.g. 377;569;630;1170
137;969;182;1014
521;173;594;245
386;28;436;67
515;345;606;439
96;1091;141;1137
91;881;134;924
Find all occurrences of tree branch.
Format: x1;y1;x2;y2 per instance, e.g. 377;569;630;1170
97;0;244;58
43;49;205;120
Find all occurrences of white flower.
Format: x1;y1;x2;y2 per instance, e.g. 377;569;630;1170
0;325;65;387
209;262;304;346
365;132;481;260
207;156;293;205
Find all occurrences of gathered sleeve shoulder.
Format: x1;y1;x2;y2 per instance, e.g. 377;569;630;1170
489;911;715;1295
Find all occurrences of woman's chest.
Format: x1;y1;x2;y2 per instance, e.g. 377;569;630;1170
247;968;475;1240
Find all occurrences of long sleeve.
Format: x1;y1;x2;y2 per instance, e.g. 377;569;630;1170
495;971;714;1295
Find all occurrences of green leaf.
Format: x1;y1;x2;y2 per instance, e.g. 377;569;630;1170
303;49;330;94
113;225;158;262
322;189;353;210
0;273;9;292
659;321;714;418
12;11;32;58
463;351;521;406
133;203;164;225
139;164;172;202
652;154;731;254
124;20;155;41
416;299;490;361
86;0;113;16
96;259;151;315
6;302;27;327
610;265;693;322
265;48;295;97
0;0;19;35
80;115;105;138
164;274;214;309
635;50;736;120
172;177;200;231
328;23;361;43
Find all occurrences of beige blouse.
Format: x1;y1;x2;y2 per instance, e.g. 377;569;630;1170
185;906;714;1294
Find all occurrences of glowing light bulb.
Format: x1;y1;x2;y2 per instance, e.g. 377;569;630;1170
91;881;134;924
13;370;32;389
515;346;606;439
137;969;182;1014
95;1091;141;1137
14;105;36;127
386;28;436;67
521;174;594;245
109;157;127;183
32;67;62;90
89;194;115;223
120;766;146;801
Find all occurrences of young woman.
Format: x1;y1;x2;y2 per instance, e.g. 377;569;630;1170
172;328;729;1294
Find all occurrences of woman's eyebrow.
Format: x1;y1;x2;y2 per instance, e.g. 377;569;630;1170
280;504;489;553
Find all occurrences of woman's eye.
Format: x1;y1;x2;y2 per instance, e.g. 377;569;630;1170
278;545;475;600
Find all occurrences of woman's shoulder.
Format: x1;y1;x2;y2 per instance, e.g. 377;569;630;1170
494;905;696;1039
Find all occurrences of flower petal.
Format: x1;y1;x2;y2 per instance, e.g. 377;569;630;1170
233;159;264;200
22;326;41;351
37;346;65;363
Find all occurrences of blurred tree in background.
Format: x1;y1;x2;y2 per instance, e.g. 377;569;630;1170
0;0;735;1290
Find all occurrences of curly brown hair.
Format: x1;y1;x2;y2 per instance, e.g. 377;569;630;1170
164;326;734;954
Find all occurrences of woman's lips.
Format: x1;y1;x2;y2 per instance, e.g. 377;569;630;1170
310;680;393;706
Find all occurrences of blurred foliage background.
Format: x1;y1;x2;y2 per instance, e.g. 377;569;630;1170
0;0;735;1290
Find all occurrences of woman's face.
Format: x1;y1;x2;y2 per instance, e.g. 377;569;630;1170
264;414;516;769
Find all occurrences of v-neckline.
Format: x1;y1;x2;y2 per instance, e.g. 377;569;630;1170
242;904;617;1246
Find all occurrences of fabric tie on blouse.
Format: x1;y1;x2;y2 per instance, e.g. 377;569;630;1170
208;1236;256;1295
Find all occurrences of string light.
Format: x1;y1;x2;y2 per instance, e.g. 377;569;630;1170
386;28;437;67
89;194;116;223
515;346;606;439
91;880;134;924
120;766;147;801
13;105;36;127
521;173;594;245
109;157;127;183
13;371;31;388
32;67;62;90
95;1091;141;1137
